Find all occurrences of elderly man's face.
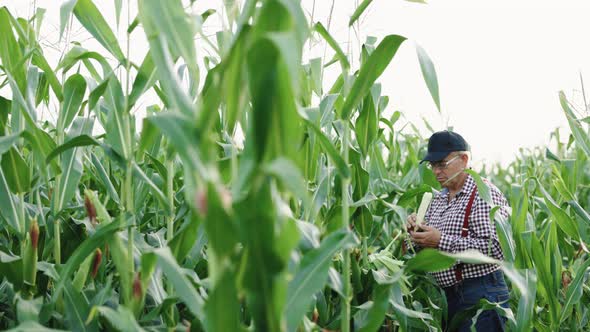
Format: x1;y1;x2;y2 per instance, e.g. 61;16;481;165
429;152;468;187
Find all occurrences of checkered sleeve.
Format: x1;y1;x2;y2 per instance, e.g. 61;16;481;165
437;186;507;260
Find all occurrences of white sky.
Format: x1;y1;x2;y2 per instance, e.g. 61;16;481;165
302;0;590;166
5;0;590;166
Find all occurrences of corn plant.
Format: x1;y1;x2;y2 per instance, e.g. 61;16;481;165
0;1;588;331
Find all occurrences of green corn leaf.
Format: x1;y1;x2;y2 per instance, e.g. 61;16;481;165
52;118;93;213
300;112;350;179
264;157;310;209
127;16;139;33
7;82;59;177
0;132;22;155
144;154;167;182
219;26;250;134
356;284;392;332
0;8;27;94
536;179;580;240
285;229;357;332
341;35;406;120
24;66;43;122
196;65;222;136
5;321;67;332
0;96;10;135
353;206;373;238
560;257;590;323
0;251;23;290
6;72;37;128
128;52;157;110
464;169;493;206
447;249;501;265
416;44;440;112
104;78;131;159
46;135;100;164
349;0;374;27
143;247;205;321
167;213;200;262
137;119;160;161
114;0;122;27
138;1;195;118
500;264;536;331
404;248;455;273
530;234;560;327
88;77;110;111
94;306;145;332
314;22;350;70
493;206;516;263
235;180;287;332
1;147;30;194
545;147;561;163
58;74;87;132
132;162;170;215
310;57;323;96
72;253;93;292
21;128;60;177
90;153;120;204
59;0;77;40
245;35;302;164
58;46;113;77
63;280;99;332
147;112;204;174
138;0;198;79
31;49;64;101
389;281;432;328
355;92;378;156
560;91;590;157
568;199;590;227
546;222;562;296
205;267;241;332
53;218;124;302
51;155;78;211
509;184;531;267
73;0;125;62
200;181;238;258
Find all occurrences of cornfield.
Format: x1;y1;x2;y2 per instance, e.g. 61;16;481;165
0;0;588;331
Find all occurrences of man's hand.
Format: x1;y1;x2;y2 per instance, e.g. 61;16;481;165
410;224;441;248
406;213;417;232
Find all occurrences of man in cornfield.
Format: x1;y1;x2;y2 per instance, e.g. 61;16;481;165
406;130;511;331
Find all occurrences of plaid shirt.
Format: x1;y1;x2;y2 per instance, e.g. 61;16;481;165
417;175;509;288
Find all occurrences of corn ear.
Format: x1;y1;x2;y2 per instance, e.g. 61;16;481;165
416;192;433;226
91;248;102;279
23;219;39;287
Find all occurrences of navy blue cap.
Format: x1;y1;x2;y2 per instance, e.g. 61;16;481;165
420;130;469;163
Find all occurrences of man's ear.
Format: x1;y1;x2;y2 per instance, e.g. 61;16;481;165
461;153;469;165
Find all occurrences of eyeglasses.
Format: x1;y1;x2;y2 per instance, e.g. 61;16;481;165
428;155;461;170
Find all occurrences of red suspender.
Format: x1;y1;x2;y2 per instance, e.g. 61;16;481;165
455;186;478;282
462;187;478;237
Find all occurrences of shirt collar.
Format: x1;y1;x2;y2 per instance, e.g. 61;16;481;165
459;174;476;196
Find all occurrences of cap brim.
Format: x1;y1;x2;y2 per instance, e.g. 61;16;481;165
420;151;450;163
